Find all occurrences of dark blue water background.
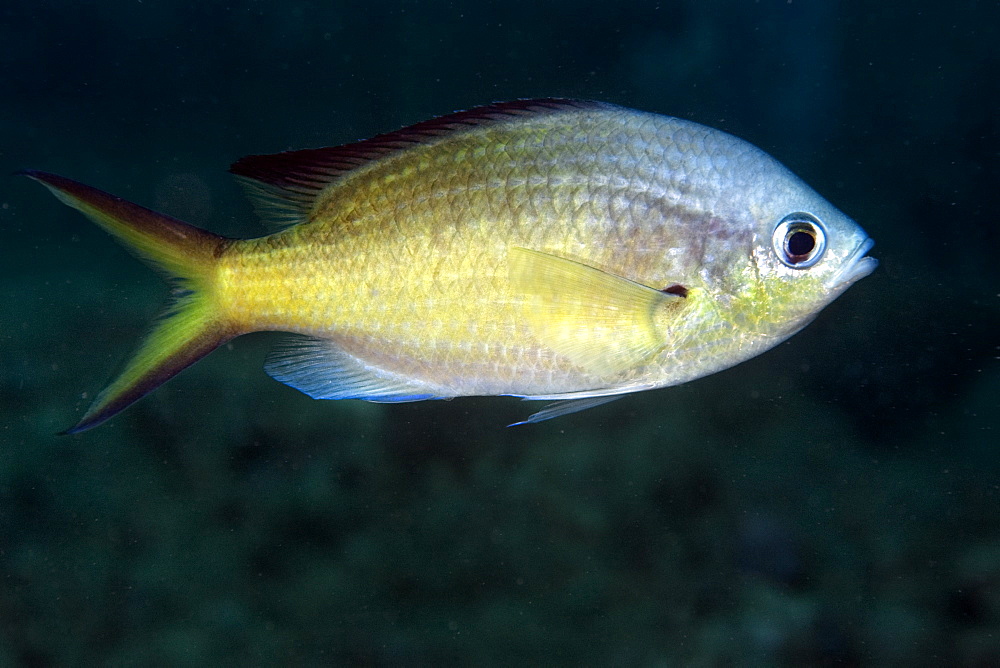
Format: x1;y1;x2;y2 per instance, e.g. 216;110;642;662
2;1;997;664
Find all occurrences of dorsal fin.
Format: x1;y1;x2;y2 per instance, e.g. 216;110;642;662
229;99;612;228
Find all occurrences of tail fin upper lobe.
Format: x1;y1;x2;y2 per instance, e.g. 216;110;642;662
23;170;234;433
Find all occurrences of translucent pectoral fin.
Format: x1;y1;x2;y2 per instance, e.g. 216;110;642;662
508;247;681;376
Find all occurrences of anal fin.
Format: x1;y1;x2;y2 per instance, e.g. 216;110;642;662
264;336;444;403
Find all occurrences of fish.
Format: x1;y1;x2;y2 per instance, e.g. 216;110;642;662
24;99;877;433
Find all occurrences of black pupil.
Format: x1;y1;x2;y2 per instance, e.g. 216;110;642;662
787;229;815;258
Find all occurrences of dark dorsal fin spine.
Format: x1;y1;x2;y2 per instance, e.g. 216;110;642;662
228;99;614;228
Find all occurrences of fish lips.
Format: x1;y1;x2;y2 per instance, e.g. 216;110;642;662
829;237;878;290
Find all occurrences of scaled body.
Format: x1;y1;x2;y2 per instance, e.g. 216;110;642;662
26;100;876;431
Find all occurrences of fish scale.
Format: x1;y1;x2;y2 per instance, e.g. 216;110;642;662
24;99;875;431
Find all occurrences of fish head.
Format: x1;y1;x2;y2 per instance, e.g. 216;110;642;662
712;163;877;340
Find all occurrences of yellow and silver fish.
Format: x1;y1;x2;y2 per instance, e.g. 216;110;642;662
25;99;876;432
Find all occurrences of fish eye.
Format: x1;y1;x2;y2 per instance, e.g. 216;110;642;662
772;213;827;268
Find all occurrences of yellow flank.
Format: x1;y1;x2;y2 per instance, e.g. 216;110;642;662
220;134;546;389
216;226;542;394
214;119;657;395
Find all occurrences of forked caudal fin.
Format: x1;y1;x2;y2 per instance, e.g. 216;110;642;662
22;170;233;433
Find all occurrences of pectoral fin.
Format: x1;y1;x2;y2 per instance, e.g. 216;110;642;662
508;247;682;376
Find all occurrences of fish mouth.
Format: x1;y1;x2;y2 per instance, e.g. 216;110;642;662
830;237;878;289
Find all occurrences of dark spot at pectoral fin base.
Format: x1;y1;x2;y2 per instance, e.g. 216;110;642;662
661;284;688;297
264;336;443;403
